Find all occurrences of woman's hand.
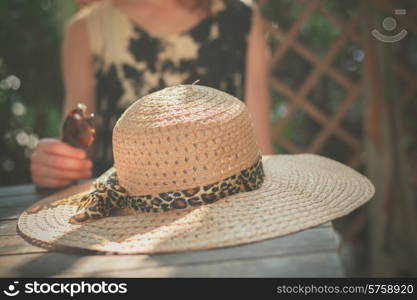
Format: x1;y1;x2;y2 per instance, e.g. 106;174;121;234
31;138;92;188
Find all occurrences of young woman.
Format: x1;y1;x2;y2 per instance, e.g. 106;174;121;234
31;0;272;187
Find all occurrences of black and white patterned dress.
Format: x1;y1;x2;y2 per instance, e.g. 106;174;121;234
84;0;253;175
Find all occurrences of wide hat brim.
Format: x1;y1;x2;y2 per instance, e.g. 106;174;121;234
18;154;374;254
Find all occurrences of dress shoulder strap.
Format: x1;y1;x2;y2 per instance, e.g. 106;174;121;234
83;0;132;63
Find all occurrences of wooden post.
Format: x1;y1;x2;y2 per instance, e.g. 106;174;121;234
361;1;417;276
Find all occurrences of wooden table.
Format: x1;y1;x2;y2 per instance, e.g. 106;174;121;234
0;184;344;277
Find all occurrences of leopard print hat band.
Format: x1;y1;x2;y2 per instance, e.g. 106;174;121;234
67;156;264;223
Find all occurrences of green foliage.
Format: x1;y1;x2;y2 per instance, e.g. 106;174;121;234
0;0;75;185
299;14;341;58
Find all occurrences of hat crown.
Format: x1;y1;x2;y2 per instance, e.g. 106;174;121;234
113;85;260;195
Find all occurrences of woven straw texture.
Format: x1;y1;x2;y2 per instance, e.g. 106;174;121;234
17;85;374;254
18;154;374;254
113;85;259;195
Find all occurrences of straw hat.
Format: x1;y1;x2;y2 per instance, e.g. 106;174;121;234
18;85;374;254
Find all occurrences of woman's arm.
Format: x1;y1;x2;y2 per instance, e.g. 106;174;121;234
244;5;273;155
62;12;95;119
30;13;95;188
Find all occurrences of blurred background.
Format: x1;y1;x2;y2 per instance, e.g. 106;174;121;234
0;0;416;277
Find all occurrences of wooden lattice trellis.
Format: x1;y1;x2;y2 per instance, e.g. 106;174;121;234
261;0;417;275
261;0;417;169
262;0;363;168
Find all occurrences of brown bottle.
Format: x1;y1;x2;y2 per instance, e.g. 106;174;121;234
62;103;95;149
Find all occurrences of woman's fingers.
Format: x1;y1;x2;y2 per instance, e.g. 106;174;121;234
32;145;92;171
32;151;92;171
31;138;93;188
43;153;92;171
36;138;86;159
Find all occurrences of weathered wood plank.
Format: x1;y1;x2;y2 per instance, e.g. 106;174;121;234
0;184;64;198
0;206;26;221
0;185;47;198
0;225;339;275
0;182;93;211
0;194;44;208
0;250;343;277
0;236;48;256
0;185;34;197
93;252;344;277
0;220;17;236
